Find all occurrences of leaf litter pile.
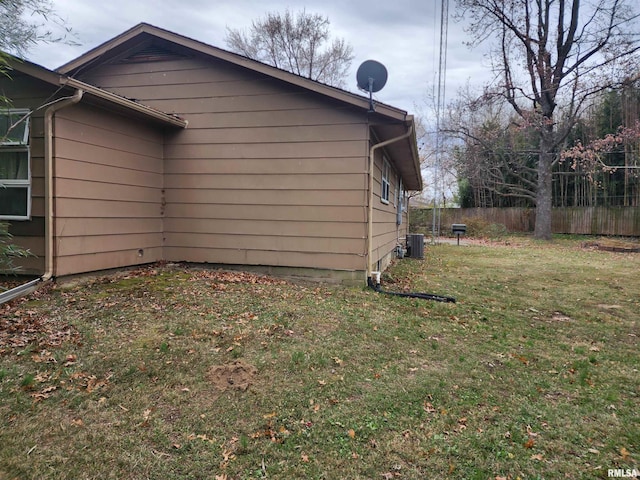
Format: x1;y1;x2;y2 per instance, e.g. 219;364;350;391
1;242;639;480
1;283;80;354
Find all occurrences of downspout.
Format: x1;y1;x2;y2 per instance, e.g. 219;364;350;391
43;89;84;281
0;89;83;305
366;124;413;285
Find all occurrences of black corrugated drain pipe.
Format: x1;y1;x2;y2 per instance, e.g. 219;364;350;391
367;277;456;303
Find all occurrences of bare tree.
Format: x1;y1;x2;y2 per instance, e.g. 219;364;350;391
445;91;542;207
455;0;640;239
225;9;354;88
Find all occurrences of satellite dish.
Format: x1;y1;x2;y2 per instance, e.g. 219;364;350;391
357;60;388;92
356;60;388;112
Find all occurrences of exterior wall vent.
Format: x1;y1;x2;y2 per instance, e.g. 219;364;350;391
118;45;187;64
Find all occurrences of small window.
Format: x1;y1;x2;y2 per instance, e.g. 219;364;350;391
396;177;404;225
1;109;31;220
381;158;390;204
0;111;29;144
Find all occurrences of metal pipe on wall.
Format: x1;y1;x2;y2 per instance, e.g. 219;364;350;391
0;89;83;306
366;124;413;283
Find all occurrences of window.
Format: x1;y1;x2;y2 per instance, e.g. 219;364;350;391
398;178;405;210
381;157;390;204
396;178;405;225
1;109;31;220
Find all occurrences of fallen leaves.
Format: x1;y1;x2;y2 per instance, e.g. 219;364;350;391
423;401;437;413
456;417;468;432
63;354;77;366
68;371;112;394
251;412;293;444
0;306;80;354
30;385;57;402
381;472;400;480
71;418;84;427
141;408;153;427
620;446;631;461
185;433;217;447
191;269;288;286
31;350;56;364
511;353;529;366
219;447;236;469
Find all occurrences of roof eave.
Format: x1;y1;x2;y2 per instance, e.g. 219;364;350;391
4;55;187;128
406;116;424;191
57;23;409;122
4;55;63;85
63;77;188;128
372;117;423;192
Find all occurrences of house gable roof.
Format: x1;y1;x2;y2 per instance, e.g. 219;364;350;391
4;56;187;128
58;23;422;190
58;23;407;119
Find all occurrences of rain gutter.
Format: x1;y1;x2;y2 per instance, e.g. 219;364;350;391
64;78;188;128
0;89;84;306
366;124;413;284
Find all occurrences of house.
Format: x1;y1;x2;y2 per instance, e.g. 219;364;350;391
1;23;422;286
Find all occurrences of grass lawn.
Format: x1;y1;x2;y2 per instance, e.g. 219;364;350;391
1;236;638;479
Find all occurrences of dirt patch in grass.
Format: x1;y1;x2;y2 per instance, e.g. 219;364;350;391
581;237;640;252
208;360;257;392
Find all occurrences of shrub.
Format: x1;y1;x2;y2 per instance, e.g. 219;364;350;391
0;221;33;274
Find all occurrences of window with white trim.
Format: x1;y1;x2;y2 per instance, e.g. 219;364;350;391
396;177;405;225
381;157;390;204
0;109;31;220
398;178;404;210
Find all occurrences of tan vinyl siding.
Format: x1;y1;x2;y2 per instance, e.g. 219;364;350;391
371;146;405;271
164;204;365;222
163;189;363;206
163;141;367;160
53;104;164;276
79;55;370;274
0;73;50;274
163;247;362;272
168;124;366;144
180;109;366;129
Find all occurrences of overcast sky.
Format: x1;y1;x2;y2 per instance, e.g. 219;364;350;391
25;0;493;117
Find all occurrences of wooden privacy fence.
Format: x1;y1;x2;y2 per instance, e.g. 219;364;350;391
410;207;640;236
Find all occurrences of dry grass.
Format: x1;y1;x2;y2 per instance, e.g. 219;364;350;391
1;237;638;479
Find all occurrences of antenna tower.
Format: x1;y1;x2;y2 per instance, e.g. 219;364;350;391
432;0;449;243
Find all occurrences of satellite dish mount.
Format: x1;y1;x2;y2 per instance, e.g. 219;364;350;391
356;60;388;112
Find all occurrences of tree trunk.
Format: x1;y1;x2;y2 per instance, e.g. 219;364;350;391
534;129;555;240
